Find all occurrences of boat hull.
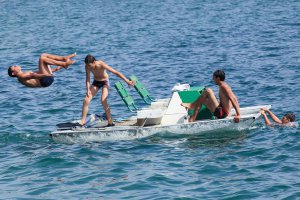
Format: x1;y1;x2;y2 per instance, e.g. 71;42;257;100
50;106;266;144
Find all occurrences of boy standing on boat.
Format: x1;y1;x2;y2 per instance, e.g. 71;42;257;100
79;54;135;126
182;70;241;123
7;53;76;88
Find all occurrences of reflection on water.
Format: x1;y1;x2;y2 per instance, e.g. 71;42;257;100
185;130;248;148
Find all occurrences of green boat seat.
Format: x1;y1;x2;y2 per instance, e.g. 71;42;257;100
130;75;155;105
178;87;214;120
114;81;138;112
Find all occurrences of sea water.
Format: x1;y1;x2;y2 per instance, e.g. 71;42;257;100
0;0;299;199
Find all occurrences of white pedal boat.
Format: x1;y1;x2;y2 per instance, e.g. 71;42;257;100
50;86;270;143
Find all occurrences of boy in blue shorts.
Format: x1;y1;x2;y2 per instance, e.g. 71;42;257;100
8;53;76;88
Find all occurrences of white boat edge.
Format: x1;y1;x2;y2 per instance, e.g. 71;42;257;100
50;104;271;143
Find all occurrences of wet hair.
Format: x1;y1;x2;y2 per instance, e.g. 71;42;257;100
84;54;96;64
8;66;16;77
213;70;225;81
284;113;296;122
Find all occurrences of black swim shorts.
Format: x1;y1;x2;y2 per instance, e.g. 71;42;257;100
213;104;229;119
40;76;54;87
92;79;109;88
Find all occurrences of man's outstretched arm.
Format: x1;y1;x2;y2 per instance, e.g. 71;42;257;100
261;108;282;124
260;110;272;126
101;61;135;86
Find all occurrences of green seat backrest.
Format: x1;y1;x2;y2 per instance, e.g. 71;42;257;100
130;75;155;104
114;81;138;112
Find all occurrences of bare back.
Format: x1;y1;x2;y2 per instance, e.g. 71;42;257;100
89;61;109;81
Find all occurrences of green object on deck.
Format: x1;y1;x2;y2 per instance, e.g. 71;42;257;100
114;81;138;112
178;86;205;102
130;75;155;105
178;87;214;120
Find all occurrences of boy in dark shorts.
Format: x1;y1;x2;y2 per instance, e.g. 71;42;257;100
7;53;76;88
181;70;241;123
79;54;135;126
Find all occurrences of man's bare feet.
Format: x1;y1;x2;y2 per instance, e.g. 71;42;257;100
181;103;194;110
64;52;77;61
63;59;76;69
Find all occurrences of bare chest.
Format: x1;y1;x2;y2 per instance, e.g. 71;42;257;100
89;66;108;80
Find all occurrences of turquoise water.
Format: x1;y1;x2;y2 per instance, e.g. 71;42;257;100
1;0;300;199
